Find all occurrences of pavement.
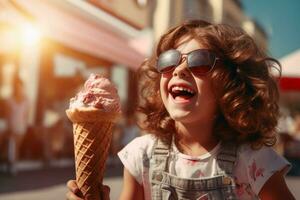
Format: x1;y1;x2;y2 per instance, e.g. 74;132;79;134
0;159;123;200
0;162;300;200
0;177;123;200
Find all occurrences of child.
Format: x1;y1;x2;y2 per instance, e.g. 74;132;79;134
66;20;295;200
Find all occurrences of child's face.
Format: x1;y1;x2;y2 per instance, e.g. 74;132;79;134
159;38;217;125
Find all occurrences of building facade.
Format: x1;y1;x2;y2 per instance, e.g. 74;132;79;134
152;0;268;51
0;0;153;165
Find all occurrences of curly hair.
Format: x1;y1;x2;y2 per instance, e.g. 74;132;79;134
137;20;281;149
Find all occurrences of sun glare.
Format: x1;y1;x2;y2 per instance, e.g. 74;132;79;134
21;24;41;46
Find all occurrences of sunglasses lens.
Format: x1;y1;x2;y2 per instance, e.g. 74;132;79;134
188;50;216;74
157;50;181;73
157;49;217;74
189;65;212;74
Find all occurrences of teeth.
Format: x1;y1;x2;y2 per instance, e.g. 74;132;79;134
172;86;195;94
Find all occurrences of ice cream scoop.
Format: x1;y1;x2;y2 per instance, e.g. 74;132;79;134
69;73;121;113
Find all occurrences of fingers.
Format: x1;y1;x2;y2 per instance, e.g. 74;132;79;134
66;180;110;200
66;191;83;200
101;185;111;200
67;180;79;194
66;180;83;200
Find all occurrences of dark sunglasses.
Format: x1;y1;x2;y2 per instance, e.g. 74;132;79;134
157;49;219;74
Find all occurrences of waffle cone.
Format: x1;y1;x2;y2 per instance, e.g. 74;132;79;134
66;108;120;200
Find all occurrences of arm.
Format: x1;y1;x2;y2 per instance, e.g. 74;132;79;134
259;168;295;200
119;168;144;200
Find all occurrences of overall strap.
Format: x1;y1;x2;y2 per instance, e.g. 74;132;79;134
150;138;171;172
149;138;172;200
216;142;238;176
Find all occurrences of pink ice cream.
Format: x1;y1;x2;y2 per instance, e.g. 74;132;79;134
69;73;121;113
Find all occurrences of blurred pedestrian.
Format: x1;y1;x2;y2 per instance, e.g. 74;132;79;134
6;76;29;175
276;107;294;155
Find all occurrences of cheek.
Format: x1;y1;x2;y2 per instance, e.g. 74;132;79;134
195;79;216;105
159;77;169;104
160;77;168;94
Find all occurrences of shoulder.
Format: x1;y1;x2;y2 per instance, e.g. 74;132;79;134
119;134;156;156
237;143;290;173
237;144;290;166
235;143;291;196
117;134;157;184
131;133;157;144
125;134;156;152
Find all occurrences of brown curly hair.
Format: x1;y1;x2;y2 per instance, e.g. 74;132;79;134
137;20;281;149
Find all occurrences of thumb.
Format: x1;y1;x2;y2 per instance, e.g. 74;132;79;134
100;185;110;200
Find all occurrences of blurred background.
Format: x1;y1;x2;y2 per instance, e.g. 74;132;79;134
0;0;299;199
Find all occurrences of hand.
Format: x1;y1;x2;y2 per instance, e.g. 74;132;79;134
66;180;83;200
66;180;110;200
100;184;111;200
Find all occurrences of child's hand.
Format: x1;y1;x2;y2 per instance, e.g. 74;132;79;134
66;180;83;200
66;179;110;200
100;184;111;200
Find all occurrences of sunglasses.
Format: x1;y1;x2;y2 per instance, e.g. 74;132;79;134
157;49;219;74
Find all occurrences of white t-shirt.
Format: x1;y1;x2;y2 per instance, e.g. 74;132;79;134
118;134;290;200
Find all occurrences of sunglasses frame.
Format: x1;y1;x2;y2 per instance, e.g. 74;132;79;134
157;49;220;74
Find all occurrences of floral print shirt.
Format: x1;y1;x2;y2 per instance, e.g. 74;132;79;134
118;134;290;200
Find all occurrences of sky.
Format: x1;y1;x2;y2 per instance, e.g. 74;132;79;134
241;0;300;59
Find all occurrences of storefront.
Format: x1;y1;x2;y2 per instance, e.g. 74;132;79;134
0;0;152;166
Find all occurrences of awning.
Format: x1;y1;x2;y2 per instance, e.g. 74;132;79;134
280;77;300;91
10;0;148;70
279;49;300;91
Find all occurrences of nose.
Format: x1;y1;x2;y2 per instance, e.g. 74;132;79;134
172;57;190;77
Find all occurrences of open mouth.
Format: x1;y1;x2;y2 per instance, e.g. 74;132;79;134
169;85;196;101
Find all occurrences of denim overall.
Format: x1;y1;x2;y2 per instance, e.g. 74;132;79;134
149;139;238;200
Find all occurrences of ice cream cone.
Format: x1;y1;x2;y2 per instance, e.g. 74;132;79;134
66;108;120;200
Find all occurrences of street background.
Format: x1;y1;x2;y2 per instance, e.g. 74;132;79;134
0;0;300;199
